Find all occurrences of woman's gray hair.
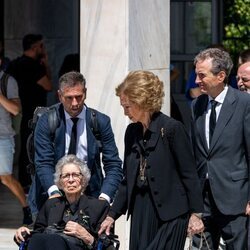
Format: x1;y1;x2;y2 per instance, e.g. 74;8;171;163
194;48;233;84
54;154;91;191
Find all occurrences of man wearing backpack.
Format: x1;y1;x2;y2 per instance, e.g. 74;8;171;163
28;71;123;213
0;55;33;225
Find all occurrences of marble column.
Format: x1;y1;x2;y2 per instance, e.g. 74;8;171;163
80;1;170;249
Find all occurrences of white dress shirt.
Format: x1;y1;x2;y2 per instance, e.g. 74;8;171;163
205;85;228;148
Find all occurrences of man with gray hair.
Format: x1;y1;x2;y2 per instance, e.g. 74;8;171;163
190;48;250;249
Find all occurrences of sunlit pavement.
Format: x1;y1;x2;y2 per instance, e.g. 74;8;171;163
0;229;17;250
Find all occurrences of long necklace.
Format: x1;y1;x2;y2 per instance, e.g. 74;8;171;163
139;154;147;181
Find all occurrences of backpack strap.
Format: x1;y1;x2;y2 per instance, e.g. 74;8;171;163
0;72;10;97
89;108;102;151
47;107;59;134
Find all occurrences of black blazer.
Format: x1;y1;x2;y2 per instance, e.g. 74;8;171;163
110;112;203;222
191;87;250;215
34;195;109;234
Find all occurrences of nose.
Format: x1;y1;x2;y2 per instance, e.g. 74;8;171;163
68;174;75;181
123;107;129;116
195;74;201;85
72;97;78;106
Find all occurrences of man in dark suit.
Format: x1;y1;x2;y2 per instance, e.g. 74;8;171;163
190;48;250;249
28;71;123;214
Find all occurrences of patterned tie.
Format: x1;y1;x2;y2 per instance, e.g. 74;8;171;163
68;117;79;155
209;100;217;144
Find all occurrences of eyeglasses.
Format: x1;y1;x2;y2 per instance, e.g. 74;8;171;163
236;76;250;83
60;172;82;181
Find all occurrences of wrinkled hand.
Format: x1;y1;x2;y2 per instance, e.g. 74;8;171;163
64;221;94;245
15;226;31;244
98;216;114;236
245;202;250;215
187;214;204;235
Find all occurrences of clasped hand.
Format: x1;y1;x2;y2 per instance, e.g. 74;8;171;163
15;226;31;244
187;214;204;235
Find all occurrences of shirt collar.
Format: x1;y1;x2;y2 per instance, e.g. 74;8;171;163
64;105;86;120
208;85;228;104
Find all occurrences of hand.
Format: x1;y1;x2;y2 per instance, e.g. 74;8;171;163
64;221;94;245
40;50;48;65
187;214;204;235
245;202;250;215
49;193;62;199
15;226;31;244
98;216;114;236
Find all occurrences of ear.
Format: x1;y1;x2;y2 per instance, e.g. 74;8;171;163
217;71;226;83
84;87;87;99
58;90;62;102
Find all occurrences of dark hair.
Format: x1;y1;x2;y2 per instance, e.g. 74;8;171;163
59;71;86;91
22;34;43;51
238;49;250;65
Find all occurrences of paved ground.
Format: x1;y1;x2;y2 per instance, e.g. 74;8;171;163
0;184;23;250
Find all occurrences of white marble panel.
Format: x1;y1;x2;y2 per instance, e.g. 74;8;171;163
81;1;170;249
80;0;128;155
129;0;169;70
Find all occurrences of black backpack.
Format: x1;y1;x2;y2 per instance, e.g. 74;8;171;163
26;106;102;175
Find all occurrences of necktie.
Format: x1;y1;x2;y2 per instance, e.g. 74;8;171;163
68;117;79;155
209;100;217;144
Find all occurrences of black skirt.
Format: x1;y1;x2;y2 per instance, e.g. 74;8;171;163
130;180;189;250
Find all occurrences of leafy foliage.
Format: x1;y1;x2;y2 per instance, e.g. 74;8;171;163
223;0;250;63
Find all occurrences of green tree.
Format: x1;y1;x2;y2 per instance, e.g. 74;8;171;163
223;0;250;64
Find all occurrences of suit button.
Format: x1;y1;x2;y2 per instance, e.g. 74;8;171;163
150;177;155;182
157;204;162;207
154;191;158;195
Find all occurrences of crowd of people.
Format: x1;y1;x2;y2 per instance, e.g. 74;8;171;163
0;34;250;249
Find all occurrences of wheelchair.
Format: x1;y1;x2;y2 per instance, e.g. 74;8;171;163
15;231;120;250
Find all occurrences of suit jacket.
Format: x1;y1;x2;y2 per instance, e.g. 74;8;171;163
191;86;250;215
109;112;203;222
34;195;109;235
29;103;122;212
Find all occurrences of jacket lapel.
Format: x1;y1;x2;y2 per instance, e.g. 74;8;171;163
194;95;209;152
197;112;209;152
86;107;97;171
143;113;161;151
209;87;236;152
54;104;66;158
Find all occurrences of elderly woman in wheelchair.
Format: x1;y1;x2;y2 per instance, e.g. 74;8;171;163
14;154;110;250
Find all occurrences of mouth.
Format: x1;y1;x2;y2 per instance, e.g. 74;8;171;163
239;85;247;92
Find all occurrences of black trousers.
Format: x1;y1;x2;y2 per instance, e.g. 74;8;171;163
28;234;71;250
193;180;248;250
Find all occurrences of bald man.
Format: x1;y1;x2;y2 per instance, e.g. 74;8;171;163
237;62;250;94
